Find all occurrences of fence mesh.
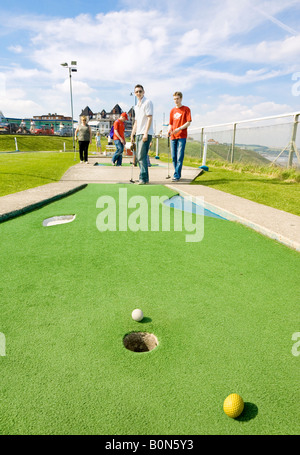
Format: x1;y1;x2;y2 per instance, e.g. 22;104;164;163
234;120;295;167
186;114;299;168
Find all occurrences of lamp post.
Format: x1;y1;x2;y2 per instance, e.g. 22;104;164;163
61;61;77;160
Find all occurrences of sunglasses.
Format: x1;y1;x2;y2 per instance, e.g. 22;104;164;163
135;90;143;93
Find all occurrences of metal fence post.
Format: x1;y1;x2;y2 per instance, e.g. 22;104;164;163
188;111;300;167
200;128;204;160
230;123;236;163
288;114;299;168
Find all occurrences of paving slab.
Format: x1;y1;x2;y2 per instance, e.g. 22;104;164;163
60;156;201;185
0;182;86;222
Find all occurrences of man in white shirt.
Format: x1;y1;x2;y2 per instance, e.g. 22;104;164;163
130;84;154;184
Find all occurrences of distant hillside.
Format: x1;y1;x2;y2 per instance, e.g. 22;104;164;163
152;138;271;165
185;139;270;165
235;143;285;156
236;143;270;152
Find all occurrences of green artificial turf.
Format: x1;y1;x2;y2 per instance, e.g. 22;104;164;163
0;184;299;435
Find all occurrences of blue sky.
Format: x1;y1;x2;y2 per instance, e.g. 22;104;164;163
0;0;300;131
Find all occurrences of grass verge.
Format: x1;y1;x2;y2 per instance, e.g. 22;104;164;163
153;153;300;216
0;152;78;197
0;135;74;152
0;134;109;153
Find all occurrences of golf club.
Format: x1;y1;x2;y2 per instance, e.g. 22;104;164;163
73;142;77;161
129;140;136;183
166;133;171;179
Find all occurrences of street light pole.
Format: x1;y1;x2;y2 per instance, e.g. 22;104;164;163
68;66;75;159
61;61;77;160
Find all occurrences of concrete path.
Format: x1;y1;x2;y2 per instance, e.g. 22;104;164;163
0;155;299;251
0;182;87;223
60;156;201;185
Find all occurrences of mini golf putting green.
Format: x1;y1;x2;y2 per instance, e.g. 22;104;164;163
0;183;299;435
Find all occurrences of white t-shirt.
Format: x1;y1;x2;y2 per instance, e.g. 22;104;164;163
134;96;154;136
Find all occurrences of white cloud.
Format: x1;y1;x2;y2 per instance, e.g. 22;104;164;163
178;29;202;57
218;35;300;65
189;97;296;149
8;45;23;54
6;67;45;80
0;97;42;118
55;79;95;96
1;0;299;123
190;98;293;128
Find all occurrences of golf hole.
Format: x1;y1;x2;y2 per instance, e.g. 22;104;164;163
123;332;158;353
43;215;76;227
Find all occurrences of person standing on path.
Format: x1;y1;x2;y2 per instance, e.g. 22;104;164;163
168;92;191;181
74;116;92;164
130;84;154;184
95;131;102;154
111;112;128;166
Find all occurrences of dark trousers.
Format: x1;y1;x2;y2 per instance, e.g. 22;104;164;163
79;141;89;162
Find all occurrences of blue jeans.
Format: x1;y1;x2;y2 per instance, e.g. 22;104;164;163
112;140;124;166
136;134;152;182
171;138;186;179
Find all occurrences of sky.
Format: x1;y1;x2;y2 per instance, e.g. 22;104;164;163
0;0;300;133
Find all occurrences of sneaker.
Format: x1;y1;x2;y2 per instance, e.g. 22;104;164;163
111;160;115;166
85;161;89;164
172;177;180;182
80;161;84;164
138;180;147;185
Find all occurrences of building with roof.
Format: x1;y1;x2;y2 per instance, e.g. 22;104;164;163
0;111;77;134
80;104;135;136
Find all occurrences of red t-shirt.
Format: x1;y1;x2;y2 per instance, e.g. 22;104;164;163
113;119;125;141
169;106;192;139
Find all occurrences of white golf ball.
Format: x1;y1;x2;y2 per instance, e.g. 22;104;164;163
132;309;144;322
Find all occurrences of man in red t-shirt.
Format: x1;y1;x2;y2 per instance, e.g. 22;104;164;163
168;92;192;181
111;112;128;166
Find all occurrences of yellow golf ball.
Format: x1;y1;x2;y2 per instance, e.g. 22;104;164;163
223;393;244;418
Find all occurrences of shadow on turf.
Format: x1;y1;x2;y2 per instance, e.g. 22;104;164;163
140;317;152;324
237;402;258;422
